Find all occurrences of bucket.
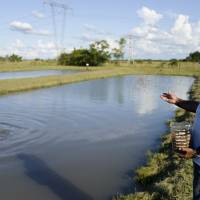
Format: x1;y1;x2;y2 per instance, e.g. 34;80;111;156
170;122;191;150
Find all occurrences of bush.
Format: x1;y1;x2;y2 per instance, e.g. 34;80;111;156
185;51;200;62
136;60;143;64
8;54;22;62
58;40;110;66
168;59;178;67
0;56;6;62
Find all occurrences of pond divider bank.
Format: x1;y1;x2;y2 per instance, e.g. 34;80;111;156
114;77;200;200
0;64;200;96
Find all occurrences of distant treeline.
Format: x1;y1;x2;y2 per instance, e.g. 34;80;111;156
0;54;23;62
1;46;200;65
184;51;200;62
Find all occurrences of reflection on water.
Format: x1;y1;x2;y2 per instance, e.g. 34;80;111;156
18;154;93;200
133;77;158;115
0;75;194;200
0;70;77;80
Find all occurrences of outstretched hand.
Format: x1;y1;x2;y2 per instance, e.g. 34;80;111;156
160;92;180;105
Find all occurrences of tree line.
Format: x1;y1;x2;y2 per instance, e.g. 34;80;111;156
58;38;127;66
0;54;23;62
184;51;200;62
1;44;200;65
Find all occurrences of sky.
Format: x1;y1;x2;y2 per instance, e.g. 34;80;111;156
1;0;200;59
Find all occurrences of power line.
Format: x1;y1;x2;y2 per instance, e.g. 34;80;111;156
61;8;67;52
44;0;71;57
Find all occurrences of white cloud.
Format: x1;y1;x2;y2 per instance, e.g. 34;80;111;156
77;24;118;52
68;8;200;59
129;7;200;59
10;21;33;32
32;10;45;19
78;33;119;53
5;7;200;59
131;25;172;56
0;39;62;59
27;41;58;58
135;39;161;54
106;38;119;50
137;6;163;25
37;40;57;52
32;30;51;36
13;39;25;49
171;14;192;44
9;20;51;36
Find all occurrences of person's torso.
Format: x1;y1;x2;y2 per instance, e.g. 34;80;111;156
191;103;200;165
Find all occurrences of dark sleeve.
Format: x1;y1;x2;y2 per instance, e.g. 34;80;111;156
176;100;199;113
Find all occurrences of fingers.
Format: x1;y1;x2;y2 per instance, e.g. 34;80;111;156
160;95;168;99
160;95;171;103
162;93;170;96
161;93;171;99
160;92;175;101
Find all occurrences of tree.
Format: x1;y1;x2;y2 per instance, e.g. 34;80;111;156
119;38;126;55
90;40;110;52
112;48;122;60
8;54;22;62
112;37;126;61
58;53;71;65
70;49;91;66
169;59;179;67
185;51;200;62
89;40;111;65
58;40;111;66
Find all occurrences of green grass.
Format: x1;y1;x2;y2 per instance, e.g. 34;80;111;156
114;78;200;200
0;60;96;72
0;61;200;96
0;60;200;74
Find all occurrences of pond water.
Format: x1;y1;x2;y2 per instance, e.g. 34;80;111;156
0;75;194;200
0;70;77;80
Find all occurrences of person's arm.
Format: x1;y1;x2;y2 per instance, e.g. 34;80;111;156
160;92;199;113
175;99;199;113
160;92;199;159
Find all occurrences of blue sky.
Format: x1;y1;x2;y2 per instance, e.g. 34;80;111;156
1;0;200;59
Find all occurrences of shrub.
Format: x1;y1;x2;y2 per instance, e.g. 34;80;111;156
168;59;178;67
58;40;110;66
8;54;22;62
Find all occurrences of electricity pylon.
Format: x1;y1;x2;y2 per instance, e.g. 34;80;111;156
127;34;134;63
44;0;71;57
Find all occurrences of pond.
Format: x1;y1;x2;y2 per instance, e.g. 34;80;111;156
0;70;77;80
0;75;194;200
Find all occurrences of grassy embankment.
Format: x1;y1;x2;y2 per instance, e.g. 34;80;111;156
114;78;200;200
0;61;200;95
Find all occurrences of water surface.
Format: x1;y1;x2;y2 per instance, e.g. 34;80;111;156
0;75;194;200
0;70;77;80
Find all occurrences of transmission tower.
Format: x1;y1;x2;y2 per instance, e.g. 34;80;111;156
127;34;134;63
44;0;70;57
